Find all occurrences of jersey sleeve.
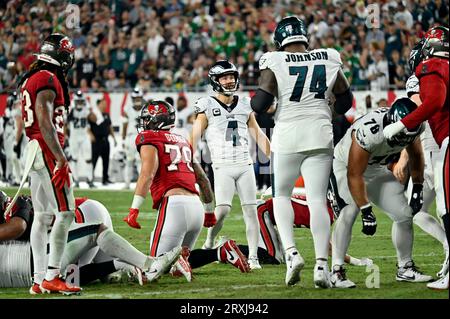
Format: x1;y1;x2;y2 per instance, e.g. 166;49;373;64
135;131;162;152
194;97;209;114
28;70;61;95
415;59;446;80
405;75;420;97
241;96;253;117
258;52;274;71
326;48;343;67
353;118;382;153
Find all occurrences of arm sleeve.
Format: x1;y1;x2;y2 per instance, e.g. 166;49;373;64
194;98;208;114
334;89;353;115
250;89;274;113
401;74;447;130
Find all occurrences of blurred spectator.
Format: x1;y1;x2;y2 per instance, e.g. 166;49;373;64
394;2;414;29
377;98;389;108
367;50;389;91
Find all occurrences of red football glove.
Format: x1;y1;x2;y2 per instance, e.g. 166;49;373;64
123;208;141;229
203;212;217;228
52;163;71;189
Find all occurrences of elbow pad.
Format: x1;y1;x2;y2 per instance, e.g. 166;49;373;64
334;89;353;115
250;89;274;113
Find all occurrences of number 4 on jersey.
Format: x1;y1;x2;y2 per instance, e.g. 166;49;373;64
289;65;327;102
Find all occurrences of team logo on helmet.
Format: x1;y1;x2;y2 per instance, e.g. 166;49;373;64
138;100;176;132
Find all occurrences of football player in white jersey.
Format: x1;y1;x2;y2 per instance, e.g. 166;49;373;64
66;90;95;188
122;87;144;189
330;98;433;288
191;60;271;270
250;16;354;287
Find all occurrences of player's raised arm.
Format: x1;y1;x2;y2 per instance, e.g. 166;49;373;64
247;113;271;158
332;69;353;115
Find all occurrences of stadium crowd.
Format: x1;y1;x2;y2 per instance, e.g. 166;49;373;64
0;0;449;93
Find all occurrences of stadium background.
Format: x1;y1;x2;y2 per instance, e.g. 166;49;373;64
0;0;449;300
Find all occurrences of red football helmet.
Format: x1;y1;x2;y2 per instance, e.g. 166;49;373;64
421;26;449;59
138;100;176;132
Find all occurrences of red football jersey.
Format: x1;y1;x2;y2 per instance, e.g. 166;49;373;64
414;58;449;146
20;70;67;159
135;130;199;209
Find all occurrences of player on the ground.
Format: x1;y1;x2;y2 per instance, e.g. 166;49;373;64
122;100;229;277
0;191;181;290
383;26;449;290
18;33;80;294
250;16;354;287
332;98;432;288
122;87;144;189
191;60;271;271
66;90;95;188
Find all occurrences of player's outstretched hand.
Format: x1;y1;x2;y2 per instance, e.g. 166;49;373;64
124;208;141;229
383;121;405;140
203;212;217;228
52;161;71;189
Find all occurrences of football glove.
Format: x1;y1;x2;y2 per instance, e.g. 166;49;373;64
52;162;71;189
203;212;217;228
123;208;141;229
409;183;423;215
361;205;377;236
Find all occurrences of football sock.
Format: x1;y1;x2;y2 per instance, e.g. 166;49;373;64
332;204;359;266
309;199;331;261
204;205;230;248
188;249;218;269
97;228;148;269
46;210;74;280
237;245;281;265
30;211;51;284
413;211;447;246
79;261;116;285
242;204;259;258
273;196;296;251
392;219;414;268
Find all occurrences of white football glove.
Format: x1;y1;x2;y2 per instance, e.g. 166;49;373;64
383;121;405;140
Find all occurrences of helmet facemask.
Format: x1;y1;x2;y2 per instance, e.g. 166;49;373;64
208;61;240;96
138;101;176;133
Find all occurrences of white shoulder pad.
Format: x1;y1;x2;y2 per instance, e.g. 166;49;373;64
326;48;343;66
194;97;212;114
406;75;419;96
353;113;384;153
259;52;274;71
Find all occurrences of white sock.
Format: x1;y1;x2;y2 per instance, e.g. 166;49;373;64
273;196;296;251
309;199;331;261
30;212;51;284
204;205;230;248
242;204;259;258
45;211;74;280
97;228;148;269
392;219;413;268
332;204;359;266
413;211;447;246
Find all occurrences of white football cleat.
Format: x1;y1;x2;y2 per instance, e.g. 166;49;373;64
330;265;356;288
396;261;433;283
427;272;449;290
146;246;182;282
437;256;449;278
285;250;304;286
314;263;331;288
248;256;262;270
359;258;374;267
169;247;193;282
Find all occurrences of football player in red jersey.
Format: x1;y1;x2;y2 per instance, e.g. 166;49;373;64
122;100;248;278
383;26;449;290
17;33;81;294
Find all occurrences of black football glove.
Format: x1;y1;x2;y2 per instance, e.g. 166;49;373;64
409;183;423;215
361;204;377;236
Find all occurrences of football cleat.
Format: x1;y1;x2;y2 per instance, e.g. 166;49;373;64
248;256;262;270
427;272;449;290
169;247;193;282
330;265;356;288
437;256;449;278
41;276;82;295
285;250;304;286
145;246;182;282
219;239;250;273
359;257;374;267
396;261;433;283
314;263;331;289
131;267;146;286
29;282;44;295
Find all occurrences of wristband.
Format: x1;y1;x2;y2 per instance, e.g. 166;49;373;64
131;195;145;210
360;203;372;210
204;201;215;212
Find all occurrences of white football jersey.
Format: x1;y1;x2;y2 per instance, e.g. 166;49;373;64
259;48;343;153
123;104;141;137
195;96;253;167
68;106;90;137
3;107;20;138
334;108;417;166
406;75;439;153
176;107;194;130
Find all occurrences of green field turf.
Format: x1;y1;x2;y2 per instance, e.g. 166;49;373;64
0;187;448;299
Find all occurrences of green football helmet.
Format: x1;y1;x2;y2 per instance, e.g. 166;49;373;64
386;97;424;146
273;16;309;50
